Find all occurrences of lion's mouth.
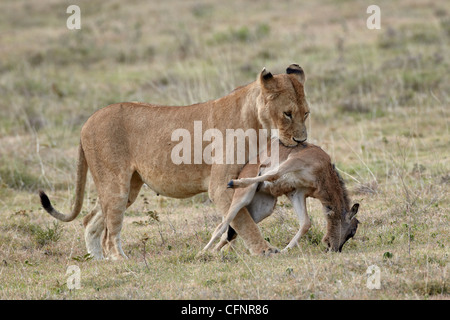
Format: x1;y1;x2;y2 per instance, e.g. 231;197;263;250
293;137;307;144
282;143;298;148
280;137;306;148
277;136;307;148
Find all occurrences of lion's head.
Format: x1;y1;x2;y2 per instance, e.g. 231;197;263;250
256;64;310;147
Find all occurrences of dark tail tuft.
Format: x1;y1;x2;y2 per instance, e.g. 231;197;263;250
227;180;234;188
39;190;53;213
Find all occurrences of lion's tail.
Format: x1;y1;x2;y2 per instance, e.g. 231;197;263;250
39;142;88;222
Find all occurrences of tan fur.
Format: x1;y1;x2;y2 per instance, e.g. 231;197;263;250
203;141;359;253
39;65;310;260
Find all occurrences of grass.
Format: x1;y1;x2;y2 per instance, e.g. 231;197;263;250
0;0;448;299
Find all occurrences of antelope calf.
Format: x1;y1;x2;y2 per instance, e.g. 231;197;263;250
202;141;360;253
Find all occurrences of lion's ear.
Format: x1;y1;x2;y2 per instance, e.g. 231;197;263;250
286;64;306;85
259;67;277;91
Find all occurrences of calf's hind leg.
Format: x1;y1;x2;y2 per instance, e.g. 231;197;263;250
214;226;237;252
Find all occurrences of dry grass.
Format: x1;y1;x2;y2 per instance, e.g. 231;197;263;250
0;0;448;299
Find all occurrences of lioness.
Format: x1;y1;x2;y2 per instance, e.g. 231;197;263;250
39;64;310;260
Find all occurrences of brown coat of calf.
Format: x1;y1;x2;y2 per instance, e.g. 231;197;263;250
203;141;360;253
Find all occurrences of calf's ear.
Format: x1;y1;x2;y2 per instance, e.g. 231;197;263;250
348;203;360;220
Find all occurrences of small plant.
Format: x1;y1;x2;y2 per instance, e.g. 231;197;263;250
31;221;62;247
304;227;324;247
140;233;150;270
72;253;93;262
146;210;160;222
383;251;393;260
132;210;160;227
285;267;294;276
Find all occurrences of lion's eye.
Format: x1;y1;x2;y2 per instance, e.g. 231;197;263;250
283;111;292;119
304;112;310;119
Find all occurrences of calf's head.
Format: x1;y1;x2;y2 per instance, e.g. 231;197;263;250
322;203;360;252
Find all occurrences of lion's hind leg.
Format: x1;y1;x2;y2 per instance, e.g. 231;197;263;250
101;188;130;260
87;167;139;261
83;202;105;260
105;171;144;260
82;172;143;260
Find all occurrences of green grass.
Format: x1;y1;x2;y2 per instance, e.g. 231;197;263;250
0;0;448;300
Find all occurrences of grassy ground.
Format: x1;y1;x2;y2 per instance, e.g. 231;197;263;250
0;0;448;299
